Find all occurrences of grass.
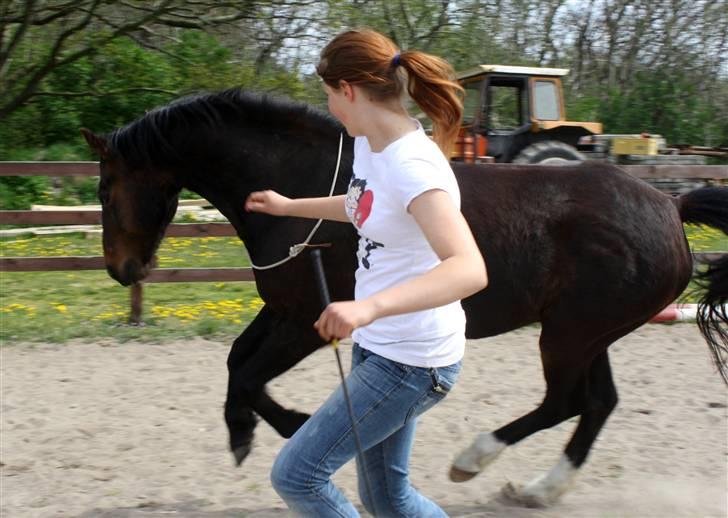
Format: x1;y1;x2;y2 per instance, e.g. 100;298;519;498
0;235;260;344
0;225;726;344
686;224;728;252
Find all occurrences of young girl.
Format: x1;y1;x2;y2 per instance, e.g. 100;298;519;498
245;28;487;517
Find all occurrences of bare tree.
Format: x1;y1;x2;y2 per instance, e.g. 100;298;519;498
2;0;726;142
0;0;258;119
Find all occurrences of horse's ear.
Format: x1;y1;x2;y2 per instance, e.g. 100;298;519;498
80;128;109;159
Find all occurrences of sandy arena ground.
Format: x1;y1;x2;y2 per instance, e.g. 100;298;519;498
1;324;726;517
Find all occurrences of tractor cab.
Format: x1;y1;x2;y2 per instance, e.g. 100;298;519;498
454;65;602;163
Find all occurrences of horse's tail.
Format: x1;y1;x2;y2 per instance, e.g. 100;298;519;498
675;186;728;383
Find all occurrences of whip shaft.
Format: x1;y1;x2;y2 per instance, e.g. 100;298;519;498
310;248;376;515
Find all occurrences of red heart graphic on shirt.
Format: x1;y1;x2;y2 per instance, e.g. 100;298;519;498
353;190;373;228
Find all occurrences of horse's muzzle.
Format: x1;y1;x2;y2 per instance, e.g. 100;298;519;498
108;258;149;286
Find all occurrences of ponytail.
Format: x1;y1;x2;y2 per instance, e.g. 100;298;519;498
398;51;464;157
317;29;463;157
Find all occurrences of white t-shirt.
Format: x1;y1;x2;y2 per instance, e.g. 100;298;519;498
344;122;466;368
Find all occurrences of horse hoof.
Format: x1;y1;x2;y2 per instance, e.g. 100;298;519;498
449;465;479;483
500;481;549;508
232;443;252;466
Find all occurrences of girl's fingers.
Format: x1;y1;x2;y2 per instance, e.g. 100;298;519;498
313;318;330;341
246;194;272;213
244;193;258;211
246;190;286;215
314;310;353;341
313;319;325;339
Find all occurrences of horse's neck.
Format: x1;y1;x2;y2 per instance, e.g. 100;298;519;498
178;172;247;242
174;130;352;256
243;135;354;264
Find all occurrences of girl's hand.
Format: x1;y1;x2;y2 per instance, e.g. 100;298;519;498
314;300;377;341
245;190;291;216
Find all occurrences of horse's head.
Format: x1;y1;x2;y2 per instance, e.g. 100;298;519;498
81;128;180;286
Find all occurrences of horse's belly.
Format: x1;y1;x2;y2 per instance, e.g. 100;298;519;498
462;291;538;339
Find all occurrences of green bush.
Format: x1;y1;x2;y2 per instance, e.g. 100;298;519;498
0;176;50;210
597;71;725;146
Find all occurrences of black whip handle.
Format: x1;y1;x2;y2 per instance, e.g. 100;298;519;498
311;249;332;308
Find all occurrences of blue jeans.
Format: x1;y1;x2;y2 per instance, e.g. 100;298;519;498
271;343;462;517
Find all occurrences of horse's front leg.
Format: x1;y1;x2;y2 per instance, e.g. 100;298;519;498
225;306;276;465
227;311;325;465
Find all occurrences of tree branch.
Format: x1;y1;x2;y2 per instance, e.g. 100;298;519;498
412;0;453;51
0;0;37;73
0;0;81;24
0;0;179;119
118;0;258;29
31;87;180;98
30;86;185;98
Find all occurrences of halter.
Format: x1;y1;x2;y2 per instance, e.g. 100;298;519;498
250;132;344;270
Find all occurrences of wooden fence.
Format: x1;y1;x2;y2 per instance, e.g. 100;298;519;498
1;161;726;323
0;162;253;323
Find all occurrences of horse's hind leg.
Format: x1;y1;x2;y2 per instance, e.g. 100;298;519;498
451;330;589;483
450;325;591;476
451;316;634;505
502;349;618;507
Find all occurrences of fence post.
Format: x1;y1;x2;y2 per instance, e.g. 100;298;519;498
129;282;143;325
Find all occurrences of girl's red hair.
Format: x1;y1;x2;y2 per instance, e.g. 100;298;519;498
317;29;463;157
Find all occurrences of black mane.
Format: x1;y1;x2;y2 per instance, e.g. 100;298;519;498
107;88;342;169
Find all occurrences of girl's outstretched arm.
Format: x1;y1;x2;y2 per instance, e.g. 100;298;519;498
245;190;349;222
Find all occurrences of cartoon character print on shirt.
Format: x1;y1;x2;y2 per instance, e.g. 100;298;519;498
345;177;374;228
346;176;383;270
361;238;384;269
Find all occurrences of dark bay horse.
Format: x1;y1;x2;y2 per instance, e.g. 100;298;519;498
81;89;728;506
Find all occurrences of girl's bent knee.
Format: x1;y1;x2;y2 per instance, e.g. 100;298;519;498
271;446;317;500
270;452;296;496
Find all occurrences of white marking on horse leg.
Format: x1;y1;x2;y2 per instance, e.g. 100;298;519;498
452;432;507;474
502;454;578;507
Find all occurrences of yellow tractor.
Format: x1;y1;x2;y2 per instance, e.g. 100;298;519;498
451;65;707;166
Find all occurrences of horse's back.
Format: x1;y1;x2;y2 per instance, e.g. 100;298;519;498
454;162;692;338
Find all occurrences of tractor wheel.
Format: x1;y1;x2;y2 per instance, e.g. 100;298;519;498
513;141;585;164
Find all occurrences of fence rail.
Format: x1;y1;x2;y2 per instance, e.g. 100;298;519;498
1;161;726;323
620;164;728;179
0;161;253;322
2;161;728;179
0;161;99;176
